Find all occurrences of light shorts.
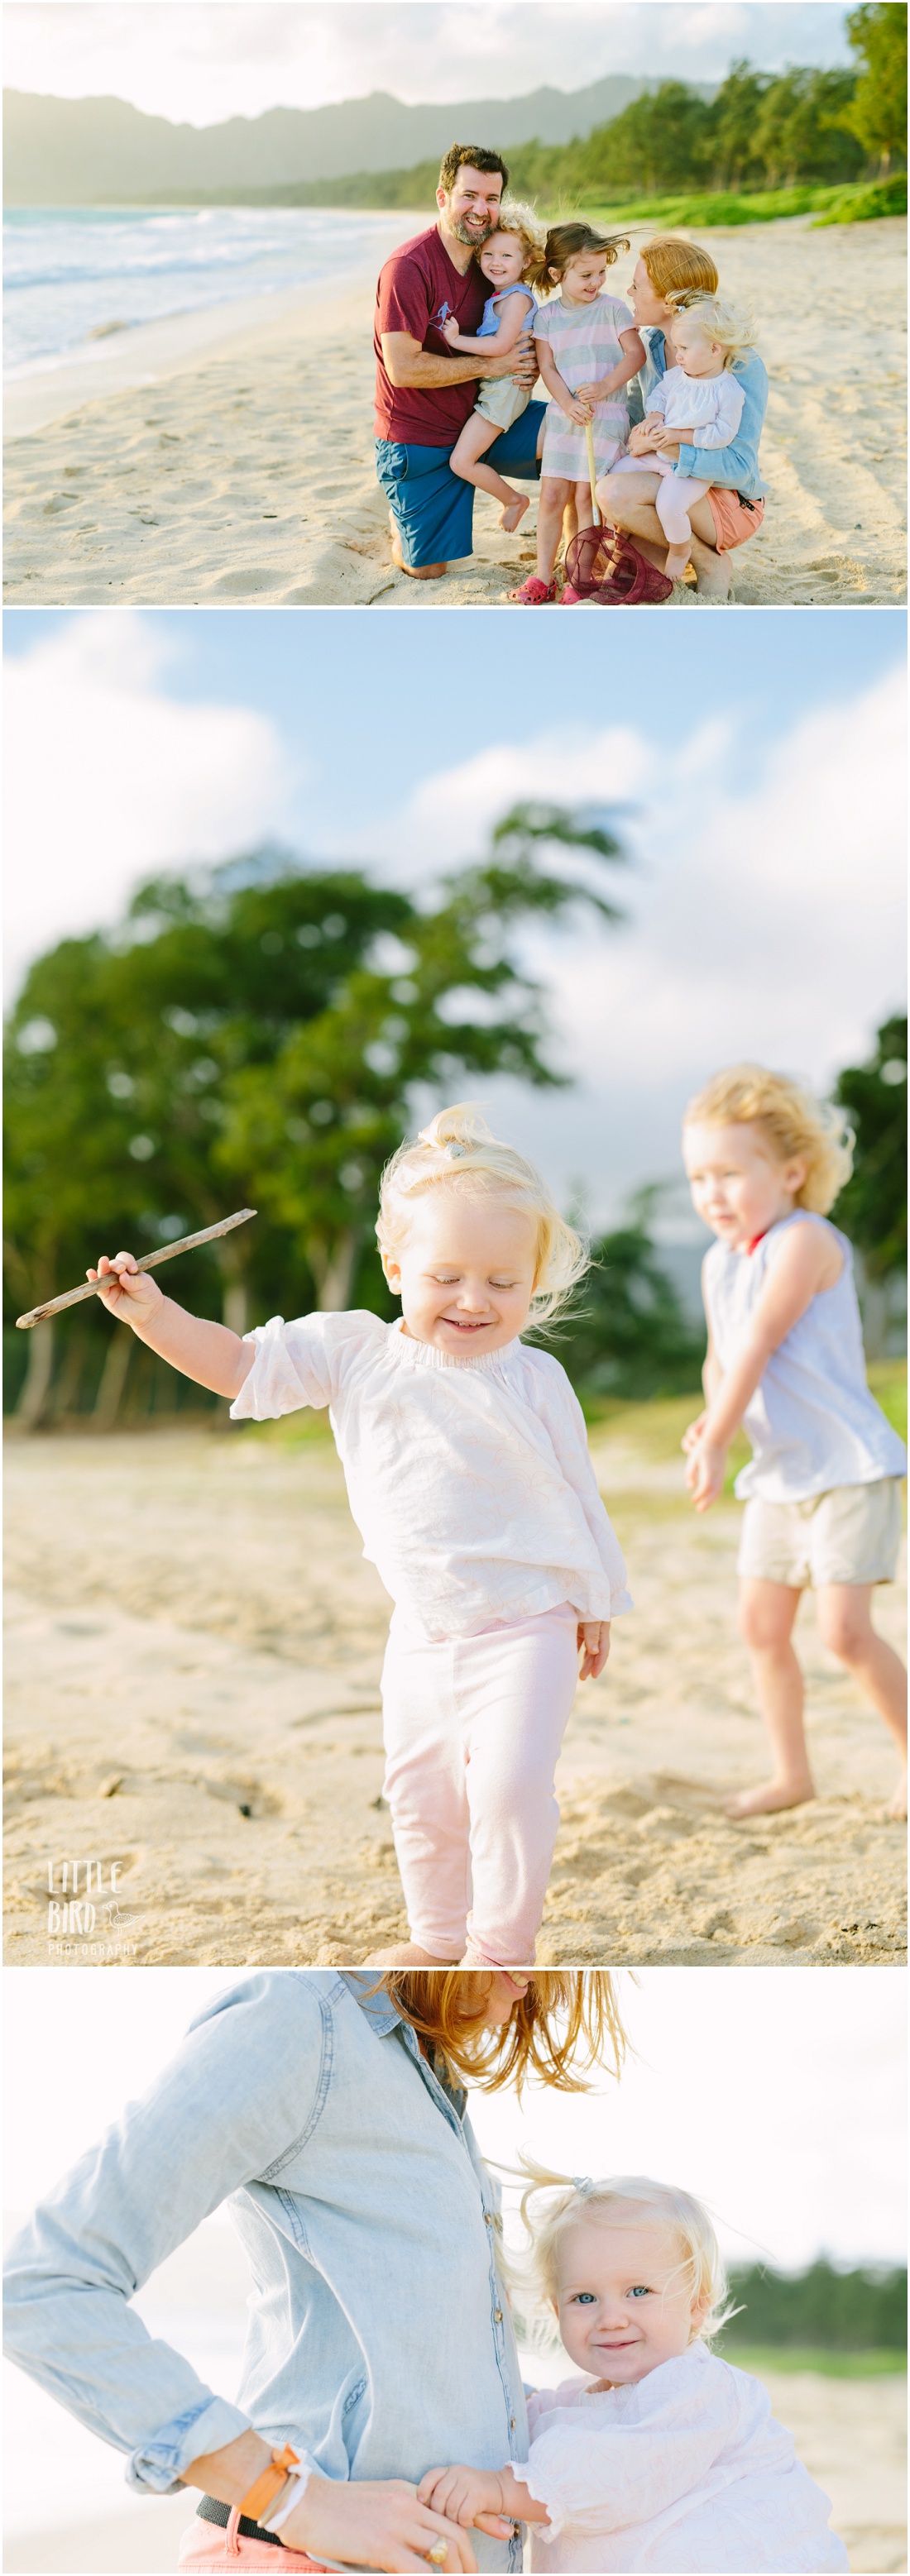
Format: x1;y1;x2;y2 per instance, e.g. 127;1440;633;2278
738;1477;904;1589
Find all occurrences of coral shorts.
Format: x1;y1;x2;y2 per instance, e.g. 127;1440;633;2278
705;486;765;553
178;2508;328;2570
738;1478;904;1589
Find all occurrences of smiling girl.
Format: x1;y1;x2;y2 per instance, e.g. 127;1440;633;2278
89;1106;630;1967
507;221;645;605
420;2175;848;2572
442;202;545;533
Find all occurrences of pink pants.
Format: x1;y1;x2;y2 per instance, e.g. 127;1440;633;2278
178;2508;328;2569
611;447;709;547
381;1601;578;1965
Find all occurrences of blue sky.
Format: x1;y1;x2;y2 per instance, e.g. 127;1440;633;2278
4;607;906;1229
4;5;854;125
4;606;903;867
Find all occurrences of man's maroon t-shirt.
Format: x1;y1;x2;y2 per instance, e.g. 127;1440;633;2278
374;227;487;446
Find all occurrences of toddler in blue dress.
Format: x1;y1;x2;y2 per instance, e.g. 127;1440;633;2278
443;202;544;533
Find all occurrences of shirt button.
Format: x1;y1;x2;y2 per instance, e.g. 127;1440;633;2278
484;2212;492;2225
510;2416;515;2430
494;2307;503;2321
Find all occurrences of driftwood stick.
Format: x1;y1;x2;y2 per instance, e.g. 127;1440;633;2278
16;1209;257;1330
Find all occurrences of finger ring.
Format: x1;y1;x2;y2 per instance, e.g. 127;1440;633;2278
426;2545;448;2566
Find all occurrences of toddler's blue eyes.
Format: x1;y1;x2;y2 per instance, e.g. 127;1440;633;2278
630;2286;650;2298
574;2292;597;2304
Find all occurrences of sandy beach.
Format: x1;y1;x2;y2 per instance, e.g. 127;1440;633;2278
4;1410;905;1968
3;214;906;607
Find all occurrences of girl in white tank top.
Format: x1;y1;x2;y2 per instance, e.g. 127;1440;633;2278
680;1066;906;1825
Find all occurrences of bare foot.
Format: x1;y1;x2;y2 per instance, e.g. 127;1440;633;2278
389;517;448;581
663;543;692;582
499;495;529;533
886;1773;908;1821
362;1942;460;1965
725;1778;817;1819
690;544;731;600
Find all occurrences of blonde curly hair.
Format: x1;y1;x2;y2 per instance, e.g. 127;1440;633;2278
481;197;548;275
683;1064;854;1215
376;1103;589;1326
512;2162;740;2348
669;294;759;367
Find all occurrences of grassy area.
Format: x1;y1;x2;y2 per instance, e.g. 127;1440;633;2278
869;1359;908;1445
577;175;907;230
718;2344;907;2378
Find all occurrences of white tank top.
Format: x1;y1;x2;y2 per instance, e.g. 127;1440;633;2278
703;1211;907;1503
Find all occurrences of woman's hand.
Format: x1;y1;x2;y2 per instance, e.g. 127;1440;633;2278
577;1619;611;1680
627;418;658;456
87;1252;163;1332
282;2472;482;2571
417;2464;515;2540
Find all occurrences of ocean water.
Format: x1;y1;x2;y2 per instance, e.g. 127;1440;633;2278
3;204;412;379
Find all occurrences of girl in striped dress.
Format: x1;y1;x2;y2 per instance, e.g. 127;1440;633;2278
508;223;644;607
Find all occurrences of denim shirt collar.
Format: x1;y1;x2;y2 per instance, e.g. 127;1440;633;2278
342;1969;469;2120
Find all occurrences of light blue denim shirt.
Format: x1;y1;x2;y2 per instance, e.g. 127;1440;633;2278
635;325;768;499
3;1971;525;2573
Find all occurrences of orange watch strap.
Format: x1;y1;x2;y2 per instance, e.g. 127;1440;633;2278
238;2445;300;2524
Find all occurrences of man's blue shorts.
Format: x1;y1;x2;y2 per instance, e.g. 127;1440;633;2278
376;401;548;570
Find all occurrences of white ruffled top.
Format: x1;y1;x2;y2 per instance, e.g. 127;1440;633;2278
513;2345;848;2574
231;1310;630;1642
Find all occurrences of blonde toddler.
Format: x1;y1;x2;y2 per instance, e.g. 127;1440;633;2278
89;1106;630;1967
419;2173;849;2572
682;1064;907;1818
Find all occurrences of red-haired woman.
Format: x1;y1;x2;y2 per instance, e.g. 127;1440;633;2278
4;1971;625;2575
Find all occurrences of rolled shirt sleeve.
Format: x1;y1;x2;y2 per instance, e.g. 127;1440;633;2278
2;1975;330;2492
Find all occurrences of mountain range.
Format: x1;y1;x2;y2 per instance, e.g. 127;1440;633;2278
4;76;709;203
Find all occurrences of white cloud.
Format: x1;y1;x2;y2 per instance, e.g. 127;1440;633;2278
3;2;850;124
3;614;298;996
364;666;905;1222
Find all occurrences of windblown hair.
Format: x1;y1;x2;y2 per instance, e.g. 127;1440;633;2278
376;1104;590;1326
525;221;630;294
515;2163;740;2344
639;235;719;303
438;142;510;193
670;294;759;366
382;1973;625;2097
683;1064;854;1215
479;197;547;274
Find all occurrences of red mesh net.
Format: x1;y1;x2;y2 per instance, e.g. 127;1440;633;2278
563;528;675;605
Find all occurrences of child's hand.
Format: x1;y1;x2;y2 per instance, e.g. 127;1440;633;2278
441;315;462;346
577;1618;611;1680
87;1253;164;1333
564;393;592;425
682;1409;709;1455
417;2467;515;2540
685;1437;727;1512
649;423;682;456
574;377;606;406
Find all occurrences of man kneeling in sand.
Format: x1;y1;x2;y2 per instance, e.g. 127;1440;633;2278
374;143;546;579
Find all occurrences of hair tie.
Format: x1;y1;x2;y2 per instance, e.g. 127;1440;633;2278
572;2175;594;2195
446;1142;467;1159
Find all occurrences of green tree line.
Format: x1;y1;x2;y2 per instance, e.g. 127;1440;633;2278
5;814;904;1428
722;2258;907;2351
218;9;905;213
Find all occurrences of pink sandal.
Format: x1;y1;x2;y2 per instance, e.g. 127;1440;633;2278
506;576;557;605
